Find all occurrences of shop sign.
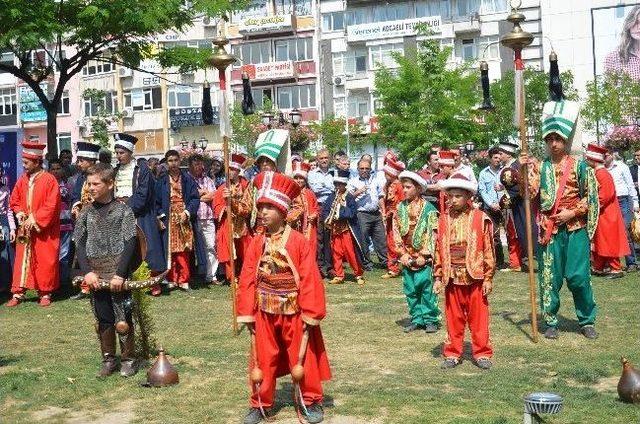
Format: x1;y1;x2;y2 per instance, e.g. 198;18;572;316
346;16;442;42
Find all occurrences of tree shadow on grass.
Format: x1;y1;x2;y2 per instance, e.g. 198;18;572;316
497;310;580;342
272;381;335;415
0;354;22;367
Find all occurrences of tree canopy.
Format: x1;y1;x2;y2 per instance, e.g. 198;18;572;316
0;0;244;157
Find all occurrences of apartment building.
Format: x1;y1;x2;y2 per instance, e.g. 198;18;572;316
318;0;543;140
225;0;321;125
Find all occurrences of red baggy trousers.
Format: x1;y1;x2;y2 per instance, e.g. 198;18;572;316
443;283;493;360
331;231;363;279
224;235;252;280
593;253;622;272
506;217;522;269
385;217;400;275
168;251;191;285
251;312;324;408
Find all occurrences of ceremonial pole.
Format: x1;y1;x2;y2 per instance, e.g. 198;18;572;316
499;1;539;343
210;30;239;335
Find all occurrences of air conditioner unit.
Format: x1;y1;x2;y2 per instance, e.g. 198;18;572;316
333;76;345;86
119;67;133;78
76;119;86;129
122;107;134;118
202;16;216;27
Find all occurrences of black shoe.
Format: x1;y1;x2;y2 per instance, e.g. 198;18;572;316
243;408;265;424
581;325;598;339
441;357;460;369
624;264;638;272
475;358;493;370
424;323;439;334
544;327;559;339
608;271;624;279
304;402;324;424
71;292;89;300
403;323;424;333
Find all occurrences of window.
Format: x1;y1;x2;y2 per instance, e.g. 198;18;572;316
0;52;14;73
164;40;211;50
274;38;313;61
123;87;162;111
370;43;404;69
456;38;477;61
231;0;267;22
168;86;202;108
0;88;16;116
345;8;368;26
274;0;311;15
373;3;410;22
480;0;508;14
456;0;481;17
83;55;114;76
56;133;71;153
478;36;500;60
56;91;70;115
233;41;271;65
333;49;368;75
415;1;451;19
235;88;273;108
276;85;315;109
347;93;369;118
322;12;344;32
83;92;117;117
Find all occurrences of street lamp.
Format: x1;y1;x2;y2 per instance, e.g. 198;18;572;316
290;108;302;127
180;135;189;150
465;141;475;153
197;135;208;150
261;112;275;127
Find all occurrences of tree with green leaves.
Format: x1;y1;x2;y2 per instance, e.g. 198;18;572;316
374;38;480;167
82;88;121;148
0;0;244;158
309;115;365;155
581;71;640;143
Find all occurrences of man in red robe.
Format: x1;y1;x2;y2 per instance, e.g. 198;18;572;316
585;143;630;279
213;153;253;283
7;141;61;307
381;155;405;278
237;171;330;424
287;161;319;259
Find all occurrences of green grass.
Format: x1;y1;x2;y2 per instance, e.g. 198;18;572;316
1;269;640;423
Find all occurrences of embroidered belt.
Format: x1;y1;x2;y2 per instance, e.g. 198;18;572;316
256;273;299;315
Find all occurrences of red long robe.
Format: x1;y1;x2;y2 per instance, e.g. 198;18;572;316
592;167;630;258
212;178;253;265
237;227;331;408
287;187;319;259
10;171;61;294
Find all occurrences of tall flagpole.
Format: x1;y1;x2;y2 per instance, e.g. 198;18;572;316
500;1;539;343
210;27;239;335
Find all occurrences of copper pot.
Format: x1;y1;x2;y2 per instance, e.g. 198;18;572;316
618;357;640;404
146;348;179;387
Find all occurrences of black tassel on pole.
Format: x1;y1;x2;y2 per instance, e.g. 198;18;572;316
548;51;564;101
479;61;494;111
202;81;214;125
241;72;255;115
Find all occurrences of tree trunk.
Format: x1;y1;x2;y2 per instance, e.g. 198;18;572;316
45;104;58;161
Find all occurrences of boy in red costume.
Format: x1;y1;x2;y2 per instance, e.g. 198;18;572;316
585;143;630;279
237;171;330;424
434;173;496;370
381;155;405;279
287;161;319;259
213;153;253;283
